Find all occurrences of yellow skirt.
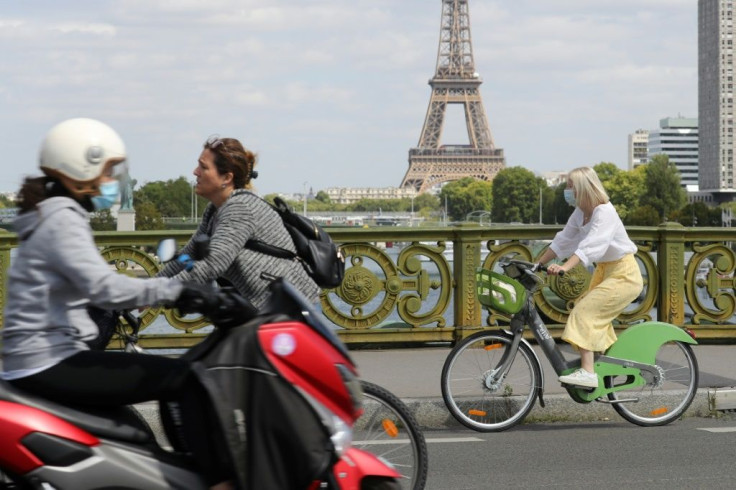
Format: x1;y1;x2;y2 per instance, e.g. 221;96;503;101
561;254;643;352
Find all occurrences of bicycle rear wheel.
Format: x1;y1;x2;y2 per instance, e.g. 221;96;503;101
606;341;698;426
441;331;541;432
354;381;428;490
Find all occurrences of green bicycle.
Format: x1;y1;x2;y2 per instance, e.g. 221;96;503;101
441;259;699;431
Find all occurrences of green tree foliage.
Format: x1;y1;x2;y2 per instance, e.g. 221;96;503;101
592;162;621;183
315;191;331;204
89;209;116;231
672;202;722;227
490;167;539;224
0;194;14;208
626;205;660;226
640;155;687;221
605;165;646;221
413;193;440;213
348;198;405;213
134;177;203;218
438;177;493;221
135;201;164;230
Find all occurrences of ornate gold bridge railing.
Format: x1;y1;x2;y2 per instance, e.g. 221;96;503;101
1;222;735;349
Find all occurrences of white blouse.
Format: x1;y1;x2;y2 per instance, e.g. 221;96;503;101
549;202;637;266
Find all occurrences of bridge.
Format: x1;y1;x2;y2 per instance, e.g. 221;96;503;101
1;222;734;350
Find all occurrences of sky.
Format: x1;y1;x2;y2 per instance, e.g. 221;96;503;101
0;0;697;197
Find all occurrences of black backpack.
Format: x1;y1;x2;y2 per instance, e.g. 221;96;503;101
245;197;345;289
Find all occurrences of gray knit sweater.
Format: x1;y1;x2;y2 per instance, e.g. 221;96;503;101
158;190;320;308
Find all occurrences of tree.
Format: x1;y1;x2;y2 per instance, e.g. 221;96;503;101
135;201;164;230
414;193;440;212
640;155;687;222
593;162;621;183
0;194;14;208
672;202;722;227
315;191;331;204
439;177;493;221
490;167;539;223
626;205;660;226
605;165;646;221
89;209;116;231
134;177;201;218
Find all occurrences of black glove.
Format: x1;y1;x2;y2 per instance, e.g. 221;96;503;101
173;282;220;315
207;289;259;329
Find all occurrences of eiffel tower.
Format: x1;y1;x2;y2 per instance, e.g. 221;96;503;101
401;0;505;193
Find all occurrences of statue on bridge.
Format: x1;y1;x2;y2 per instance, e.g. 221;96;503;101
119;177;135;211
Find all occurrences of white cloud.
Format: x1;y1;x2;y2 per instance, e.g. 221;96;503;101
52;22;116;36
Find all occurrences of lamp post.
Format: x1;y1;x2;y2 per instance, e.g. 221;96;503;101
191;180;198;222
303;181;308;217
539;187;543;224
410;195;415;227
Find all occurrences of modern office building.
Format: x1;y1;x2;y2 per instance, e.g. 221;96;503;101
699;0;736;200
628;129;649;170
647;117;699;187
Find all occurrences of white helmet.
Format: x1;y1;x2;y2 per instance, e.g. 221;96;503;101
39;118;127;198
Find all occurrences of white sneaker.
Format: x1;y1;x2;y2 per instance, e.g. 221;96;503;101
558;368;598;388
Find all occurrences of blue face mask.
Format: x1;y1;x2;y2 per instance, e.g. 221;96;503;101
91;180;120;211
563;188;576;207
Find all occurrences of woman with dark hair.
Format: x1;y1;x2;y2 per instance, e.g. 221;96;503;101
158;136;320;308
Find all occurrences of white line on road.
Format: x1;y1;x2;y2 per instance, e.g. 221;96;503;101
697;427;736;433
355;437;483;445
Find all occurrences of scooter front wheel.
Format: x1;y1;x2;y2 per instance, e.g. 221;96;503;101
441;331;541;432
606;341;698;426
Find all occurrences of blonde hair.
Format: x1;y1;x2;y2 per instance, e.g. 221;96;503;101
568;167;609;209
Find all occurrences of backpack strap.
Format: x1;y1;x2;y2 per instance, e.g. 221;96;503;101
242;194;298;260
245;238;296;260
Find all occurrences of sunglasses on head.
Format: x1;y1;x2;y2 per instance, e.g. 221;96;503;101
206;135;224;149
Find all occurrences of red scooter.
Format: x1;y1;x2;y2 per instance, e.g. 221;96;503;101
0;240;400;489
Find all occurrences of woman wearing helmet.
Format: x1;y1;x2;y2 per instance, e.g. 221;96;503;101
1;118;233;490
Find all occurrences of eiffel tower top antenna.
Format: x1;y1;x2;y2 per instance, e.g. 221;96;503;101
401;0;505;193
436;0;477;80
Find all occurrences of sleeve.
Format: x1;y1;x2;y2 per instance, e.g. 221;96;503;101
170;197;256;284
47;210;183;309
573;206;618;266
549;208;583;259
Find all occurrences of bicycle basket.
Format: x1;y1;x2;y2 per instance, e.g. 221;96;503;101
475;268;526;314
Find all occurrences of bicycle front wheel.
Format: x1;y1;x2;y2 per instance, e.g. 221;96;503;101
441;331;541;432
606;341;699;426
353;381;428;490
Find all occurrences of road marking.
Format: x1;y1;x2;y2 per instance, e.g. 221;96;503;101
697;427;736;433
355;437;483;445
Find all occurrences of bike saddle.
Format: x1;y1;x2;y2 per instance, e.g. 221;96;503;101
0;379;154;445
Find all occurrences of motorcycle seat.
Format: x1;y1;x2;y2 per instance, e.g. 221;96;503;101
0;379;154;445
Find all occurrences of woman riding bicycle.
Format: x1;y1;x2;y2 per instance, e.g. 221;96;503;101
537;166;643;389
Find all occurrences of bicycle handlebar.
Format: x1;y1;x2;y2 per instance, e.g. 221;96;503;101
505;259;565;277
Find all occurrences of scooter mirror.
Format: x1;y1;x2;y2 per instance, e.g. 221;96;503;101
157;239;178;263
